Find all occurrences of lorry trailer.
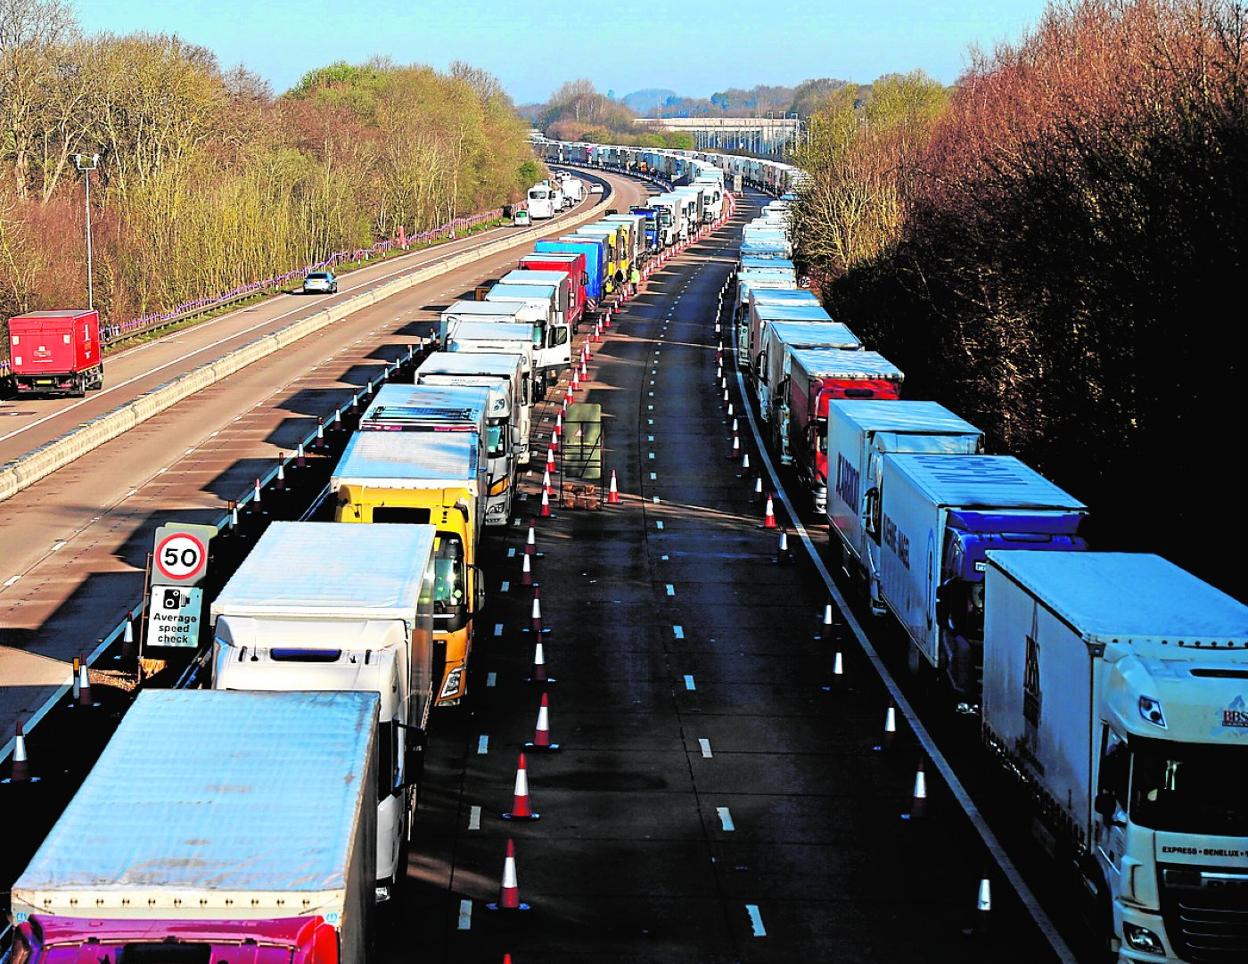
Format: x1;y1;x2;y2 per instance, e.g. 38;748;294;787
5;309;103;396
11;689;379;963
419;347;531;468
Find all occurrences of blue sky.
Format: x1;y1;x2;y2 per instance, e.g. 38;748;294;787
77;0;1051;103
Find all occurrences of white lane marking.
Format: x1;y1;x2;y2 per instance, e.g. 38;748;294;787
652;496;660;504
647;434;654;442
717;806;735;831
468;806;482;830
649;472;657;480
647;419;654;425
746;904;766;937
731;316;1077;963
656;520;664;530
458;899;473;930
500;580;510;592
666;584;675;596
507;547;516;557
3;575;19;587
699;738;713;758
477;734;489;755
684;674;696;690
673;625;684;639
50;541;66;552
486;671;497;687
648;452;655;460
493;623;503;636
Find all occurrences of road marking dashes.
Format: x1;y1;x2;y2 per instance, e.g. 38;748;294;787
717;807;735;831
683;674;696;690
477;735;489;755
458;899;473;930
468;806;481;830
746;904;766;937
699;738;713;758
673;625;684;639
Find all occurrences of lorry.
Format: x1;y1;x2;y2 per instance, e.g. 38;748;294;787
645;195;682;247
606;212;651;262
481;281;566;391
750;301;837;390
361;382;511;527
779;348;905;512
5;309;103;396
10;688;379;963
417;349;531;468
574;222;628;285
535;239;605;305
735;266;799;325
628;204;661;249
982;551;1248;963
825;400;984;613
496;268;572;329
519;253;587;329
758;318;860;418
875;453;1087;694
736;287;821;361
211;523;436;903
331;432;486;709
438;299;527;343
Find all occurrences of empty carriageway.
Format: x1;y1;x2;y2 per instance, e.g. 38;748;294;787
387;194;1063;961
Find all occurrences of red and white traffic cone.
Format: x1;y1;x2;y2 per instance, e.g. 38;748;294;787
501;753;540;821
816;603;834;640
528;641;556;684
542;467;552;492
525;521;537;555
530;593;544;634
876;704;898;751
777;529;792;565
77;659;93;707
752;476;764;504
722;388;729;406
525;693;560;752
604;308;612;329
486;839;531;911
973;877;992;935
762;494;777;529
727;401;734;418
314;417;326;450
607;469;621;505
564;382;574;405
520;552;533;586
727;434;740;460
546;446;556;475
741;452;750;472
4;722;32;784
902;761;927;821
539;486;552;519
579;357;588;379
554;411;563;445
571;368;581;391
295;441;307;470
252;478;263;510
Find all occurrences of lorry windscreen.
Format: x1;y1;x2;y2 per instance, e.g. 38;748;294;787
486;419;507;457
434;534;466;620
1131;738;1248;836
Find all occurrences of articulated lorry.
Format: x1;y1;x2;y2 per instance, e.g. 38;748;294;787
875;453;1087;694
11;689;379;963
212;523;437;902
534;241;603;306
419;347;530;468
332;432;487;708
438;299;527;343
734;285;818;361
480;281;566;391
519;253;587;330
752;306;843;400
826;400;983;612
361;383;511;527
983;551;1248;963
5;309;103;396
776;348;904;512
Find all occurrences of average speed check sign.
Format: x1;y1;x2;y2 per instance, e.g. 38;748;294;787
152;524;213;585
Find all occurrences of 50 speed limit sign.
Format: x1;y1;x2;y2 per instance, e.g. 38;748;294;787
151;523;215;586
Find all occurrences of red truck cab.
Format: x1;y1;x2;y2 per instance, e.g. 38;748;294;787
14;916;341;964
785;348;904;512
6;309;103;397
518;254;587;331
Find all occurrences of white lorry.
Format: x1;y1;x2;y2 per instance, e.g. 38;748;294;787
753;308;846;406
825;400;983;612
211;522;438;904
11;689;379;963
361;382;512;528
646;194;682;247
438;299;527;344
983;551;1248;963
482;280;569;393
417;349;531;468
875;453;1088;694
734;284;816;360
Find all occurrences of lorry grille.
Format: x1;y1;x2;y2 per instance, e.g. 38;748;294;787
1160;865;1248;962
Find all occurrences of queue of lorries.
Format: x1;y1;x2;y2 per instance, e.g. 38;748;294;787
5;165;738;964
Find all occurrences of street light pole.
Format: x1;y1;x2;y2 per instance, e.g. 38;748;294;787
73;153;99;311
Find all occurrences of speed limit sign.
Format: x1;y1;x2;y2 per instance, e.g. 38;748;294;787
151;524;215;586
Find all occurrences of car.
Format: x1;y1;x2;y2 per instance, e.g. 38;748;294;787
514;209;531;226
302;270;338;294
589;183;604;195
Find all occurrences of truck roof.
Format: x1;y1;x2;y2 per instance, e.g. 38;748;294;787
741;256;796;271
987;551;1248;645
828;399;981;436
332;429;481;489
789;348;904;380
441;300;525;320
768;321;859;350
750;289;819;305
8;309;95;321
499;269;568;287
888;454;1085;511
418;351;522;378
13;689;377;901
758;304;833;323
213;521;436;619
446;320;532;344
485;283;556;302
362;383;490;429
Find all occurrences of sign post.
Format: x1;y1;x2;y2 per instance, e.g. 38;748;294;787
145;523;215;653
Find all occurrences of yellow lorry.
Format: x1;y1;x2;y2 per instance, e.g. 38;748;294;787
331;430;487;706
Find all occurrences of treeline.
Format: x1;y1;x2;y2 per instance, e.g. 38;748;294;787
654;78;851;119
0;0;541;328
794;0;1247;596
536;80;695;149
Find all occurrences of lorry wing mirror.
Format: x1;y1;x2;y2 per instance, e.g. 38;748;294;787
471;564;486;614
1094;790;1126;827
399;724;427;788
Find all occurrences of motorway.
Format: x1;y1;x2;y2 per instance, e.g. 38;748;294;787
0;175;642;745
1;177;1096;961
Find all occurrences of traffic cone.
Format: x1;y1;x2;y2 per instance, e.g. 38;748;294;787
762;494;777;529
121;618;137;660
741;452;750;472
604;308;612;329
876;704;898;751
542;467;552;492
554;411;563;442
275;460;286;491
4;722;32;784
607;469;621;505
722;388;729;406
571;368;581;391
902;761;927;821
501;753;540;821
314;417;326;450
525;693;560;752
530;593;544;634
520;552;533;586
973;877;992;934
525;521;537;555
486;839;531;911
296;441;307;469
777;529;792;565
728;434;740;460
528;641;556;684
579;357;588;379
727;402;734;418
546;446;556;475
252;477;263;508
539;486;552;518
816;603;834;640
77;660;93;707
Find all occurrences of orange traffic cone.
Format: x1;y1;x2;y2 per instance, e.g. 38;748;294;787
546;446;556;475
525;692;560;752
607;469;621;505
530;593;544;634
540;486;552;518
501;753;540;821
762;494;777;529
486;839;531;911
520;552;533;586
571;368;581;391
528;640;556;684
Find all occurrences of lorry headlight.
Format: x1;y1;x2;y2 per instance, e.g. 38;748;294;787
1122;922;1165;954
1138;695;1167;729
489;476;511;496
440;668;464;699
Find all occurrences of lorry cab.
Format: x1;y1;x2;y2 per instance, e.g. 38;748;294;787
535;241;603;305
629;205;661;250
438;299;527;345
495;269;575;374
646;195;680;247
518;254;588;328
481;281;561;386
417;348;531;469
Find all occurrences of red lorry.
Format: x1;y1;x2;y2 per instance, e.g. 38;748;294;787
518;253;587;331
6;309;104;396
782;347;904;513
